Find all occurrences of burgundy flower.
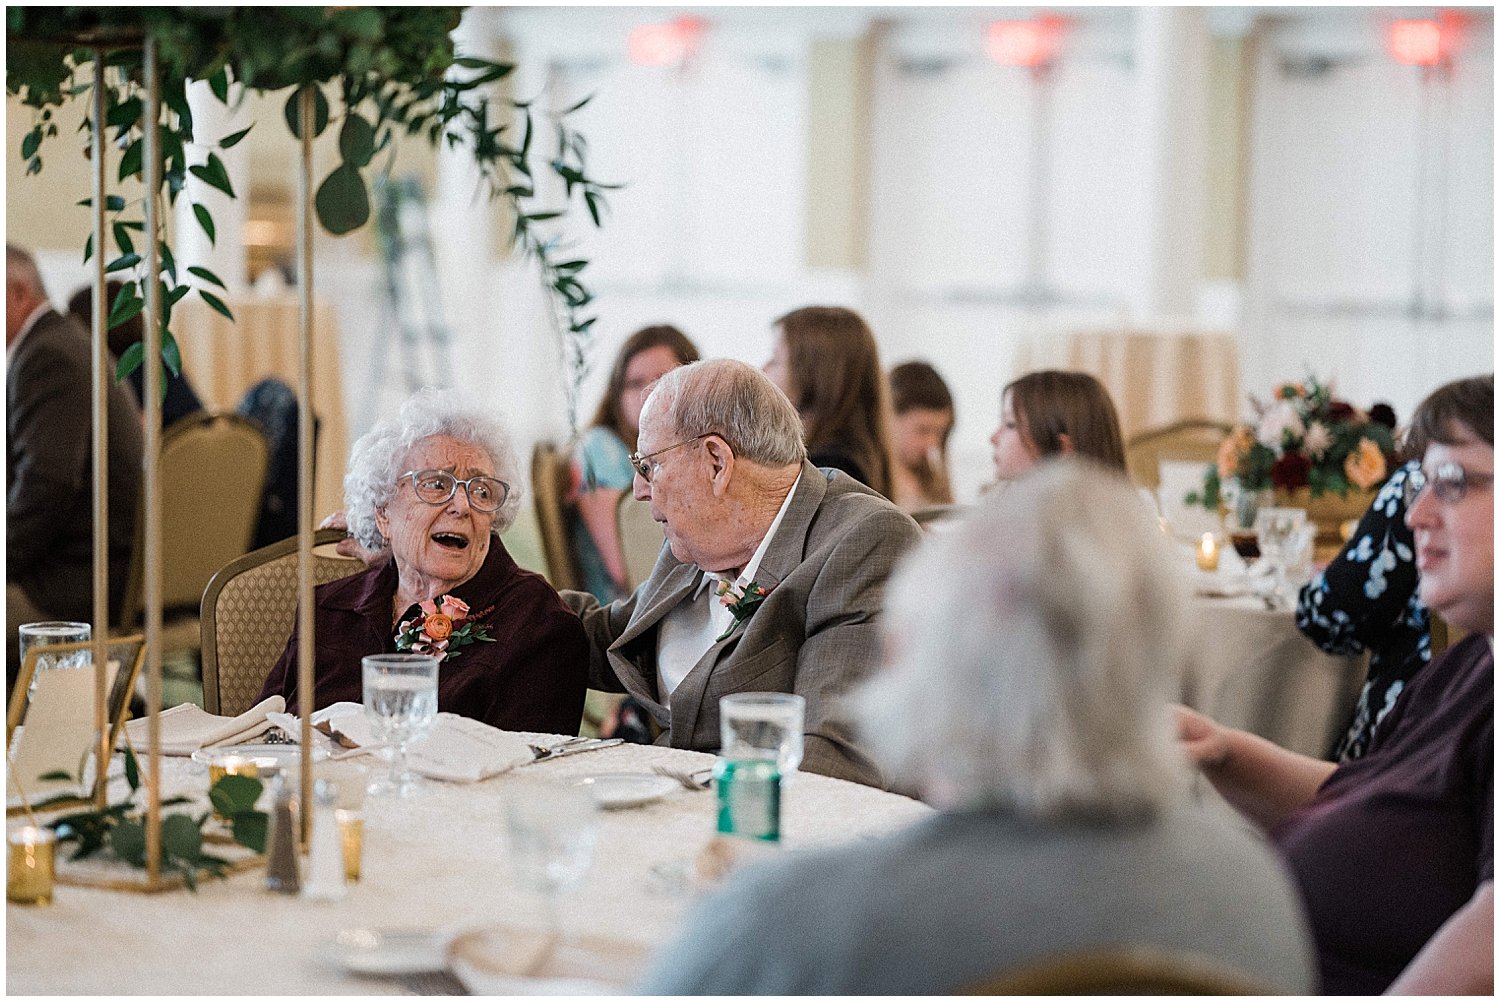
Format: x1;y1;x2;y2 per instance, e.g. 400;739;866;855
1325;400;1355;423
1270;452;1312;490
1369;402;1397;429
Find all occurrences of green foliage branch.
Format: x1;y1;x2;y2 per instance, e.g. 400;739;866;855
7;6;612;394
37;747;267;891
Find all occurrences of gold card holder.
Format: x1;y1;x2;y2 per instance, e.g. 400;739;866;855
6;636;145;815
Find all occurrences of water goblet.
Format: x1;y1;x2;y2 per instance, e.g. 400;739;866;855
505;786;599;967
1254;508;1306;607
19;622;91;700
361;653;438;797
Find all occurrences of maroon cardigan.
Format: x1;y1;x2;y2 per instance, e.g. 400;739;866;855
258;541;587;735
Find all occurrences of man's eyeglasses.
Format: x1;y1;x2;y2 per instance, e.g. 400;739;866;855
629;434;707;481
1402;461;1494;508
399;469;510;512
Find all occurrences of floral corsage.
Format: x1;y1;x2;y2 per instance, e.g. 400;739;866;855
715;579;771;642
394;594;495;663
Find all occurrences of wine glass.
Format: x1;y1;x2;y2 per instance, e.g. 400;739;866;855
361;653;438;797
1254;508;1306;607
505;786;599;966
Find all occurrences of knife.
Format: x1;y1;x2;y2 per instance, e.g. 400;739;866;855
528;737;623;763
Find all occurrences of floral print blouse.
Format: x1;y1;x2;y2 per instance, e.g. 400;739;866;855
1295;461;1430;761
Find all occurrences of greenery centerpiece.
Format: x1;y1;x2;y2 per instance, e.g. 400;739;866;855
7;6;611;400
37;749;266;890
1188;375;1398;537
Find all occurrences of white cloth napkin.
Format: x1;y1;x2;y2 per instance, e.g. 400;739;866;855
120;696;286;756
269;704;533;783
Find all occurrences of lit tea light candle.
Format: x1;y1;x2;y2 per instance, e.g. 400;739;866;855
8;826;57;904
1196;532;1220;572
335;809;364;883
207;753;262;821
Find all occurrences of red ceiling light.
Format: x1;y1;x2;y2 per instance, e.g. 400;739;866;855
1389;19;1445;66
1388;12;1465;68
985;15;1067;69
628;16;706;68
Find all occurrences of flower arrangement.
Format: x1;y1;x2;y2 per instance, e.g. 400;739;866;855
1189;375;1398;511
715;579;771;642
394;594;494;663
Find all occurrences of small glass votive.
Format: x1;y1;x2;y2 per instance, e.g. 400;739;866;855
1195;531;1221;572
206;753;260;820
8;827;58;905
335;809;364;883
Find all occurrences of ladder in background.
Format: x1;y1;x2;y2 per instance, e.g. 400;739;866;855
359;176;453;434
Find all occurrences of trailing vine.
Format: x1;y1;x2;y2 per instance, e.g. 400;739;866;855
7;7;611;396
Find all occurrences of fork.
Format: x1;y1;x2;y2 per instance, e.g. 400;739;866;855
652;765;713;790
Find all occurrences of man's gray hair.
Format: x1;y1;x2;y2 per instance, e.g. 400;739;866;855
6;244;45;297
649;358;807;466
855;459;1190;819
344;387;522;550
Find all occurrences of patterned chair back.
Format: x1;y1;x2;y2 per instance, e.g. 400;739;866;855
1124;419;1233;491
199;529;364;716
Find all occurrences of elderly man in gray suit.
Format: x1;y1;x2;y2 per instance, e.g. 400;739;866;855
565;358;922;787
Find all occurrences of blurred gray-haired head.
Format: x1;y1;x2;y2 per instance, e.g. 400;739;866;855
344;387;522;551
646;358;807;467
855;458;1190;820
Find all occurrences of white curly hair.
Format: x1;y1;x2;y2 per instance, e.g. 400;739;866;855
343;388;523;551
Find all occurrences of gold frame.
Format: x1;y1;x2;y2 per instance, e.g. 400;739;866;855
5;635;147;815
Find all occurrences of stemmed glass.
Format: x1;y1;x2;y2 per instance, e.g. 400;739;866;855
1254;508;1306;607
361;653;438;797
505;786;599;970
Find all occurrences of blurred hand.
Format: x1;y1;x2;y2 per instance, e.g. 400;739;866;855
1173;704;1230;769
319;510;390;568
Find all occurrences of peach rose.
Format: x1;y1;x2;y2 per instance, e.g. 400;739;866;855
1343;438;1387;490
1217;427;1255;481
424;613;454;640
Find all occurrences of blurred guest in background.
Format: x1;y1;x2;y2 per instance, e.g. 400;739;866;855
1296;375;1491;761
764;305;893;498
259;388;587;734
991;369;1126;482
1178;374;1493;994
640;460;1313;994
571;324;699;603
887;360;955;512
66;279;204;429
6;246;143;687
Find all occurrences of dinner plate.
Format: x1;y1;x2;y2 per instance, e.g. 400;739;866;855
190;743;328;770
321;927;452;976
573;773;677;810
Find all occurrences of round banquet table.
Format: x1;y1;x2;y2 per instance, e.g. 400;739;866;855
6;736;930;995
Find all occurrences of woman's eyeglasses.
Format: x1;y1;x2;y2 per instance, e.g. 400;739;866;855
400;470;510;511
1403;461;1494;508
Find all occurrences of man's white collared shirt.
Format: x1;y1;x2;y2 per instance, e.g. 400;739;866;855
654;473;801;700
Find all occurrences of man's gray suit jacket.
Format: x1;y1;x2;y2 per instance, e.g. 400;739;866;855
564;462;923;788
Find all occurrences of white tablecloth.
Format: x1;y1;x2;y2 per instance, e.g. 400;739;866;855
1184;595;1366;759
7;737;930;995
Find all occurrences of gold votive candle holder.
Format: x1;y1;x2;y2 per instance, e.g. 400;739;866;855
207;753;261;820
335;809;364;883
1195;532;1221;572
8;826;57;905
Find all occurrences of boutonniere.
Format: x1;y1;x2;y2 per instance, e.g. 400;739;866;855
394;594;496;663
715;578;771;642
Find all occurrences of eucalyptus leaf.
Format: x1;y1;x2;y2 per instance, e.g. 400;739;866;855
163;330;183;377
105;252;141;274
315;164;370;235
118;138;142;181
123;746;140;790
193;203;216;246
115;342;144;382
230;811;268;853
111;818;145;866
284;85;330;140
187;265;227;290
338;113;375;168
112;221;134;255
161;813;202;862
218;124;253;150
200;290;234;321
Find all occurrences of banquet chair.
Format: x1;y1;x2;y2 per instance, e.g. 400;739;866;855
1125;419;1233;491
117;411;272;659
616;493;664;590
958;944;1277;995
530;442;580;591
199;528;364;716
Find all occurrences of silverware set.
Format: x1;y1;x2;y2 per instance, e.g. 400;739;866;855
652;765;713;790
525;736;624;762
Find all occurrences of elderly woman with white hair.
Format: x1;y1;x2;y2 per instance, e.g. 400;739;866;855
639;460;1314;994
258;389;588;734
